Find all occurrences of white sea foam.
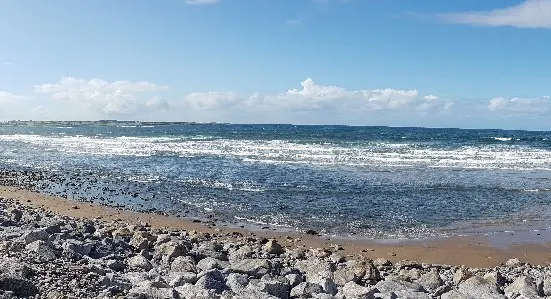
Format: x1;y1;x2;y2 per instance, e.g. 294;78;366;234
1;134;551;171
493;137;512;141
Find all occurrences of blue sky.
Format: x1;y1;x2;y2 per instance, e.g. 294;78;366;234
1;0;550;129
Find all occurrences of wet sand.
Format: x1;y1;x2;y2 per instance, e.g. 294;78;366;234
1;185;550;268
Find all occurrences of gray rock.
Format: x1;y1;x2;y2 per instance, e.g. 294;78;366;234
543;275;551;296
0;274;39;297
170;255;197;273
231;258;271;278
194;270;227;294
21;229;49;244
373;258;392;267
295;258;335;281
334;260;368;286
107;259;126;272
7;208;22;222
128;280;178;298
453;267;473;285
311;277;338;295
416;269;443;291
122;272;150;287
62;240;95;256
441;290;473;299
263;239;284;255
25;240;57;261
483;271;505;290
290;282;324;298
197;257;226;272
167;272;197;287
394;260;422;270
504;276;540;299
128;255;153;271
342;281;377;299
0;258;33;278
230;244;255;260
458;276;504;299
100;273;133;291
374;280;425;293
285;273;304;288
45;222;62;234
227;273;250;292
505;258;523;267
130;231;155;251
155;241;188;262
392;290;431;299
249;277;290;299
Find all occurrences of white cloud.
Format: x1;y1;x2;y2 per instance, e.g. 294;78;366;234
35;77;167;115
0;91;25;103
181;78;451;113
488;96;551;114
146;97;170;110
442;0;551;29
185;0;218;5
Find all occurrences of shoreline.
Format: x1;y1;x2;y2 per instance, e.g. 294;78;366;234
2;185;550;268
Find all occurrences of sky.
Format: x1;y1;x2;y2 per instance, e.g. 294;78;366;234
1;0;551;130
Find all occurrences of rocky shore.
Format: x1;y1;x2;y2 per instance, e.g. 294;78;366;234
2;196;551;298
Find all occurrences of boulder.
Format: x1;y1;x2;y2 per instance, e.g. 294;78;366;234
295;258;335;281
127;255;153;271
194;270;227;294
227;273;250;292
130;231;155;251
342;281;377;299
170;256;197;273
196;257;227;272
334;260;369;286
374;280;425;293
155;241;188;262
263;239;284;255
25;240;57;261
453;267;473;285
504;276;540;299
458;276;504;299
128;280;178;298
230;258;271;278
441;290;473;299
167;272;197;287
248;276;290;299
0;274;39;297
7;208;23;222
416;269;443;291
505;258;523;267
290;282;324;298
483;271;505;290
285;273;304;288
21;229;49;244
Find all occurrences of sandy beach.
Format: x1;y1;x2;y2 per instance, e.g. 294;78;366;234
2;185;550;269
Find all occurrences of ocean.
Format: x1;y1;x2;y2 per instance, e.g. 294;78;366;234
1;122;551;239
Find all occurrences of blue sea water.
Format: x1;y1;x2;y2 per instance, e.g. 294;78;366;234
1;123;551;238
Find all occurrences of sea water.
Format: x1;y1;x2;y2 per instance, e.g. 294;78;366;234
1;123;550;239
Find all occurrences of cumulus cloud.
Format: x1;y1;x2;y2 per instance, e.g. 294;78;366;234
488;96;551;114
35;77;167;115
0;91;26;103
181;78;452;114
185;0;218;5
146;97;170;110
441;0;551;29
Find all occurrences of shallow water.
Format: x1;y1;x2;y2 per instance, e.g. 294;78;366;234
1;123;551;238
